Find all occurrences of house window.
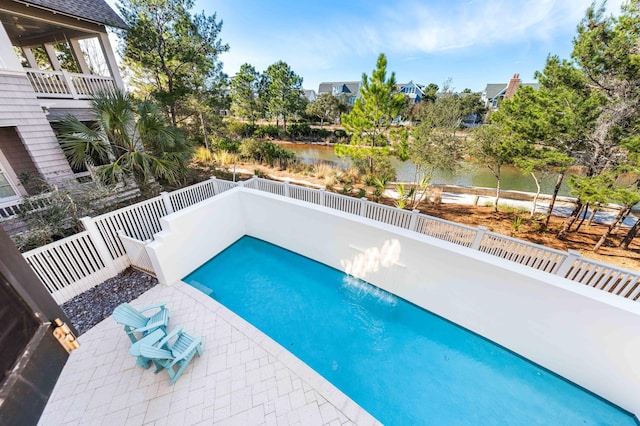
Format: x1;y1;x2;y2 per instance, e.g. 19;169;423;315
0;168;17;200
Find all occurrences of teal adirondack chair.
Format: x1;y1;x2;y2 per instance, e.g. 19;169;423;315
139;327;203;385
113;302;169;344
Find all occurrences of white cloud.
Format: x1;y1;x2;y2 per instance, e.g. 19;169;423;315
298;0;626;55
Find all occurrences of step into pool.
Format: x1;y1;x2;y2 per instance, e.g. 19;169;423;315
184;236;637;425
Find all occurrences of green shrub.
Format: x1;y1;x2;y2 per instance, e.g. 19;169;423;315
334;129;347;139
317;129;331;139
226;120;254;138
254;125;280;139
288;123;312;138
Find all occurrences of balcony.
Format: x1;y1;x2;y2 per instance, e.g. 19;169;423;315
25;68;117;100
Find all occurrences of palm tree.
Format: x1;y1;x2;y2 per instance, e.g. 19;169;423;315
57;91;190;193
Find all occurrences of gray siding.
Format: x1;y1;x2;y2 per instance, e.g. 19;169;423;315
0;71;74;183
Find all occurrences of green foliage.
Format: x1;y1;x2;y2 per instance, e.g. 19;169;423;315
262;61;305;131
317;129;331;139
287;123;312;138
253;125;280;139
341;53;405;148
239;138;295;168
57;91;190;193
394;183;416;209
226;120;255;139
333;129;348;139
512;216;524;233
305;93;345;126
230;63;262;124
470;123;527;211
339;53;405;176
117;0;229;124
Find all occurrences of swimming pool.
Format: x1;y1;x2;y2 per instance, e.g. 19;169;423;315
184;236;636;425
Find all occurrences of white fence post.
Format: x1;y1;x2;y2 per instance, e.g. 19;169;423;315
360;197;368;216
555;249;581;277
60;69;78;98
284;180;290;197
409;209;420;231
211;176;220;194
319;189;325;206
80;216;119;274
160;191;174;214
471;226;488;250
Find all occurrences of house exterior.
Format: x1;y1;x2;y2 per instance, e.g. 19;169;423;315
317;81;360;105
0;0;126;211
481;73;539;110
397;80;425;103
303;89;316;102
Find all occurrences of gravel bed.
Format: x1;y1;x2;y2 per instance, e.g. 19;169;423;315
60;268;158;336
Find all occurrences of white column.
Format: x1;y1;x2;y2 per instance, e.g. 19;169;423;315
21;47;38;69
43;43;61;70
97;32;124;89
471;226;488;250
69;38;91;74
359;197;368;216
555;249;581;277
408;209;419;231
0;22;23;71
160;191;174;214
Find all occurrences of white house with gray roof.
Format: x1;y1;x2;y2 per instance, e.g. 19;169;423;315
481;74;539;110
0;0;125;212
317;81;361;105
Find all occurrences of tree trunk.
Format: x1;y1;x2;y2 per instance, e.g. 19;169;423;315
494;172;501;213
557;199;583;240
620;217;640;249
594;205;630;252
587;207;598;226
573;202;589;232
530;172;540;218
544;171;565;228
200;111;209;150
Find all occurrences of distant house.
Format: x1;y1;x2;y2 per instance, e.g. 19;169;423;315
397;80;425;103
303;89;316;102
0;0;126;211
317;81;360;105
481;74;539;110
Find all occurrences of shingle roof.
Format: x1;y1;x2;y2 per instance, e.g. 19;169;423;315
317;81;360;95
483;84;507;100
13;0;127;28
484;82;539;100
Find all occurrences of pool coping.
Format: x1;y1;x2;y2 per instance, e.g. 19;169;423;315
177;281;381;425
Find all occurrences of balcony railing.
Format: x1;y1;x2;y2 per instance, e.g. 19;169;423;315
25;68;117;99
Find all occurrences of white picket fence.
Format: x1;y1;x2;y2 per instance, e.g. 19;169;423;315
20;176;640;304
21;177;238;304
243;178;640;302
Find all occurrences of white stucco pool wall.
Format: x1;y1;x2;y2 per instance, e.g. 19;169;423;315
147;187;640;417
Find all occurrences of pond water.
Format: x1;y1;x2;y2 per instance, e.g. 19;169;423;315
280;143;574;196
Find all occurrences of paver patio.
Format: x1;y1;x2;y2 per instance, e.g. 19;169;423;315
38;282;380;426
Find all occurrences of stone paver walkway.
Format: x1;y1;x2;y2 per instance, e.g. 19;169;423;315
38;282;380;426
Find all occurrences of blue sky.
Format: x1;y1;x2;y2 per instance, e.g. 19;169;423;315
112;0;625;93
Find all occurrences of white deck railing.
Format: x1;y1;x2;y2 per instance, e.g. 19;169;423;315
19;176;640;304
22;231;115;304
25;68;117;99
243;177;640;302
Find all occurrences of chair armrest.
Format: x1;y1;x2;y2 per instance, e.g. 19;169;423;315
126;322;164;334
169;337;203;367
156;327;183;348
138;302;167;313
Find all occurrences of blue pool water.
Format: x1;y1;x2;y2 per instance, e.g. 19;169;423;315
184;236;637;425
